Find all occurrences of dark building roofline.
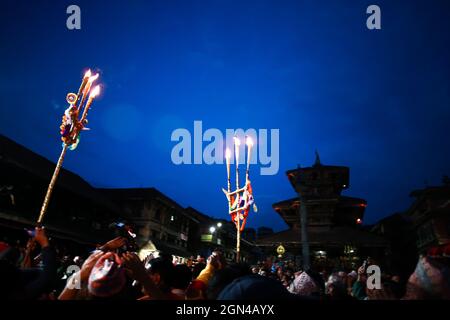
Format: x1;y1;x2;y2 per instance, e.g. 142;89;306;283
184;206;215;223
98;187;198;222
409;185;450;198
0;134;118;213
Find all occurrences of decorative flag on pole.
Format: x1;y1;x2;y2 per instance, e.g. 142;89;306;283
223;136;257;262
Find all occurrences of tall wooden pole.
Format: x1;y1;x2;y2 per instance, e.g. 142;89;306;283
235;165;241;263
37;144;69;225
234;138;241;263
298;192;310;270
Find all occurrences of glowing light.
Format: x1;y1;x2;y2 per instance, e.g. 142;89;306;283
84;69;92;78
89;85;101;98
88;73;99;83
225;148;231;159
246;136;253;146
356;218;362;224
217;222;222;228
209;226;216;233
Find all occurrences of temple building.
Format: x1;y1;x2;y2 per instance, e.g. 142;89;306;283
406;176;450;252
257;153;388;270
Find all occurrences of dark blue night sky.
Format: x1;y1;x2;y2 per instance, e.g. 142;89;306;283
1;0;449;231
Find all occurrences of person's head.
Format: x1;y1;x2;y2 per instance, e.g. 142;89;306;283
148;257;175;292
172;264;192;291
337;271;347;282
206;263;252;300
326;274;347;298
289;271;320;296
285;269;293;278
277;267;284;278
281;274;291;287
218;274;304;300
403;255;450;299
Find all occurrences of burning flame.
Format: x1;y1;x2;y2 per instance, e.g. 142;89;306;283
84;69;92;78
246;136;253;146
225;148;231;159
233;136;241;146
88;73;99;83
89;85;101;99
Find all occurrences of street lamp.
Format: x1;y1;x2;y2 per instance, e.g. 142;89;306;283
217;222;222;228
209;226;216;233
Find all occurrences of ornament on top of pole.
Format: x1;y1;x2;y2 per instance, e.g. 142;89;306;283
222;135;258;262
36;69;102;226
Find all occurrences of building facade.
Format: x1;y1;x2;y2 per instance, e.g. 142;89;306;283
98;188;195;262
406;177;450;253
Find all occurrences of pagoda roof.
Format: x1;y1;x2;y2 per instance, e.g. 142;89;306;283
256;226;388;248
273;196;366;210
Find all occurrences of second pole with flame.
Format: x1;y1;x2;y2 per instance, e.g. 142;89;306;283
36;69;101;225
223;136;257;262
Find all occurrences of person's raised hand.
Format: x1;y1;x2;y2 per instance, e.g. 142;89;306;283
207;251;226;270
79;250;104;282
358;266;365;275
99;237;127;252
122;252;147;282
26;238;36;252
34;227;49;248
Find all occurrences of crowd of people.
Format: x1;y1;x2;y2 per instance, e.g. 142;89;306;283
1;227;449;300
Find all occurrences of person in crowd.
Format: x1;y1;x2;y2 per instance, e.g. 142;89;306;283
185;250;227;300
402;246;450;300
3;224;450;301
352;264;368;300
347;270;357;295
217;273;313;300
0;227;57;300
325;273;353;300
206;263;252;300
171;264;192;299
192;258;206;279
288;270;320;297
